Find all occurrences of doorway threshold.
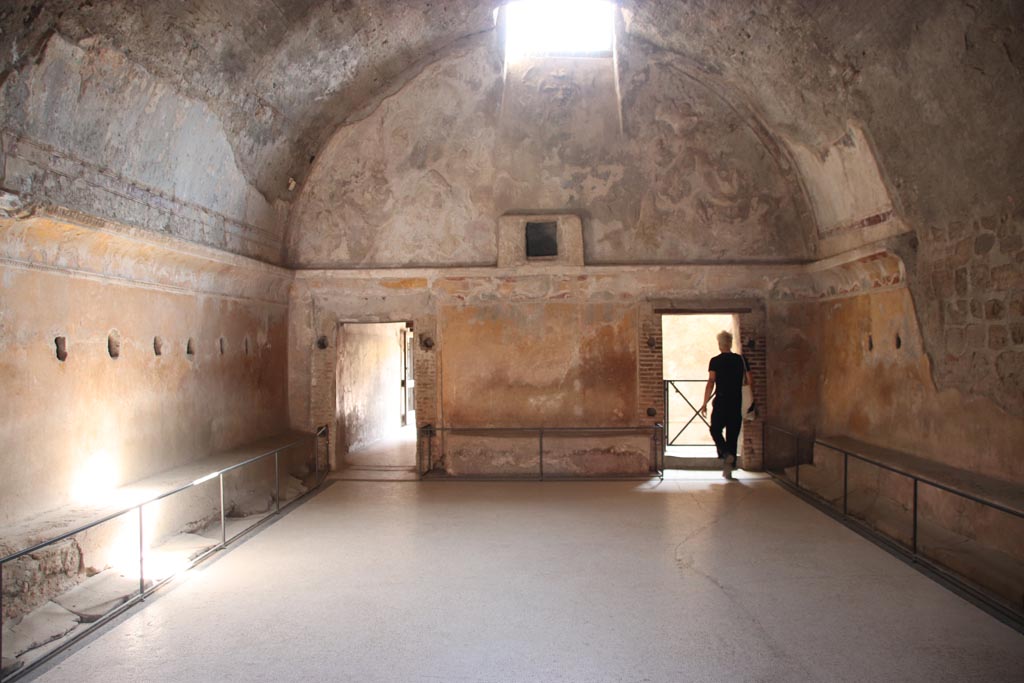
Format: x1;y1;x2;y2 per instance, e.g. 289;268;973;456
664;455;725;470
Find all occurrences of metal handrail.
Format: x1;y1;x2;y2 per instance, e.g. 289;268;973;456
1;425;329;682
762;423;1024;630
420;424;664;480
810;442;1024;556
762;423;810;485
817;442;1024;520
1;429;323;565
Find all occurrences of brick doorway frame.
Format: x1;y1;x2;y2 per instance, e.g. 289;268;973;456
647;302;767;470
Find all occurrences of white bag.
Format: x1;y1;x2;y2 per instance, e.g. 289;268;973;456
742;385;756;421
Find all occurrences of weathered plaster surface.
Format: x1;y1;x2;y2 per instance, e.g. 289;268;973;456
0;34;282;262
288;39;813;267
0;215;291;525
496;214;584;269
440;302;638;427
0;0;497;205
769;287;1024;484
0;0;1019;414
786;124;906;255
289;264;792;475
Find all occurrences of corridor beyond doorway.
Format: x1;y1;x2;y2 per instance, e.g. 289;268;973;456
662;313;740;467
335;322;417;480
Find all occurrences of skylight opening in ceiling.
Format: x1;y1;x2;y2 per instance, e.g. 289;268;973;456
504;0;615;62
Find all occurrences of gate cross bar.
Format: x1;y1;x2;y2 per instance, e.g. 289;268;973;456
667;380;713;446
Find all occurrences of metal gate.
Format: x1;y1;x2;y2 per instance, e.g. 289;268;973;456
663;379;716;452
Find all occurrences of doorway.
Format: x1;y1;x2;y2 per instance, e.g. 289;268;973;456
662;313;741;469
333;322;417;480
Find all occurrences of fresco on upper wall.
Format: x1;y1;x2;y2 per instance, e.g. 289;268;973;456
287;39;814;268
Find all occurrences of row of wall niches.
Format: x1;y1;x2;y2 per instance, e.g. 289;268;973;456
52;332;258;362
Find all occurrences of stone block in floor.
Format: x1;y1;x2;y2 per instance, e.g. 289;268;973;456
53;571;145;623
1;601;79;658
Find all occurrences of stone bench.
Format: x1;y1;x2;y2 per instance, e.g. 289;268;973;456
793;434;1024;612
1;430;319;677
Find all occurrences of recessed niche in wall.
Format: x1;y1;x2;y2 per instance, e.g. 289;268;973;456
55;336;68;362
244;336;250;356
497;214;584;268
525;221;558;258
186;337;195;358
868;335;874;351
107;331;121;359
896;333;902;349
316;335;329;350
153;336;163;356
219;337;226;355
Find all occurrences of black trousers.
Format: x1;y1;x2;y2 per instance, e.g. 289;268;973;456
710;405;742;460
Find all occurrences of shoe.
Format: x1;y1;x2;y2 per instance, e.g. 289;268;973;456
722;454;734;480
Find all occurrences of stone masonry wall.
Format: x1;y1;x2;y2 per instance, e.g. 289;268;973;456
914;211;1024;416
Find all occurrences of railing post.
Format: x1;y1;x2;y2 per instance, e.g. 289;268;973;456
219;473;226;548
275;450;281;515
761;424;766;471
312;433;317;483
138;505;145;597
843;451;849;515
538;428;544;480
663;380;669;452
655;424;664;473
912;478;919;555
650;428;655;474
321;428;326;481
1;561;5;662
795;433;801;489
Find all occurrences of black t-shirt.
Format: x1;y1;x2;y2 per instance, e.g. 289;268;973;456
709;352;749;411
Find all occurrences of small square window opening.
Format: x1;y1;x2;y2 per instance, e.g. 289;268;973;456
526;221;559;258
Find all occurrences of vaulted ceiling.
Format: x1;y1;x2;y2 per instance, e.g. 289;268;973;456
3;0;1020;231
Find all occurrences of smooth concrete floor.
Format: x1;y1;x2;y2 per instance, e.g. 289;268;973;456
31;476;1024;682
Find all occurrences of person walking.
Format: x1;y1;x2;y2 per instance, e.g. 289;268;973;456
698;330;752;480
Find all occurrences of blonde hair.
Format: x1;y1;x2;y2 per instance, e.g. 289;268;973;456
716;330;733;351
